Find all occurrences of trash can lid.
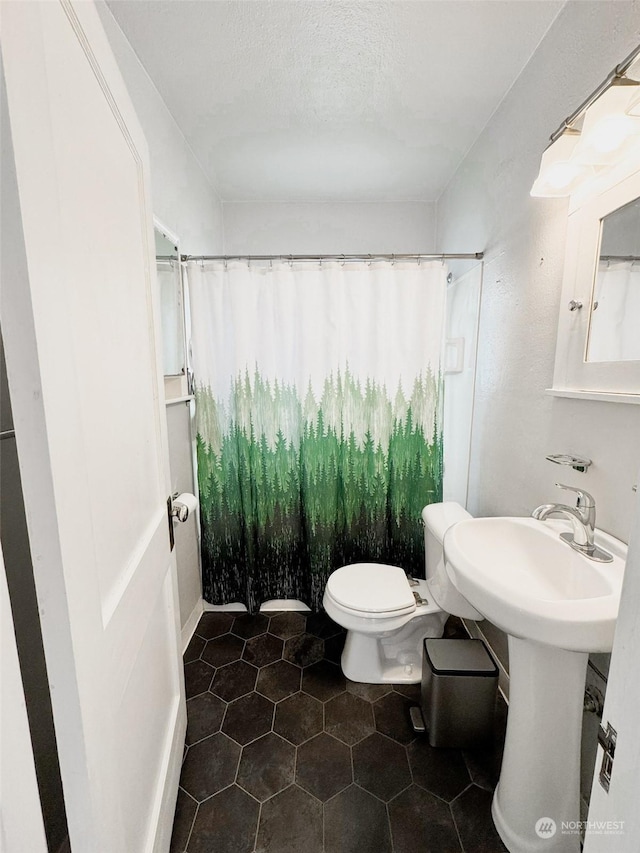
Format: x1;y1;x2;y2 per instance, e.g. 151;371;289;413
424;639;498;677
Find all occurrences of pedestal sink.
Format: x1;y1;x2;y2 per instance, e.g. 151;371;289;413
443;517;626;853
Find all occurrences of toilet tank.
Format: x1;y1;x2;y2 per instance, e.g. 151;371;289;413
422;502;472;581
421;502;483;620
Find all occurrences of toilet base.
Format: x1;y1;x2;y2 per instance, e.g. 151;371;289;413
340;611;448;683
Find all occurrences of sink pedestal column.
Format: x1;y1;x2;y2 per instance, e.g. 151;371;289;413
492;636;588;853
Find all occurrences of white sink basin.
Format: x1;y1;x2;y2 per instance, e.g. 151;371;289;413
443;516;626;653
443;515;627;852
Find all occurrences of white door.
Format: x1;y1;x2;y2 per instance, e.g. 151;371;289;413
584;485;640;851
0;2;185;851
0;544;48;853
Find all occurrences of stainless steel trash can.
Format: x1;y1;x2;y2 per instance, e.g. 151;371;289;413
422;638;498;748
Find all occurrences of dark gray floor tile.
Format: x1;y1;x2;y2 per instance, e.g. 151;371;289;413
463;696;508;792
195;611;235;640
255;785;323;853
451;784;508;853
269;611;307;638
283;633;325;667
346;680;392;702
274;691;323;745
407;738;471;803
201;634;244;668
373;691;418;745
323;632;346;664
243;632;283;667
180;733;240;802
256;659;301;702
232;612;270;639
302;659;346;702
185;692;226;745
169;788;197;853
324;785;392;853
325;692;375;745
306;612;344;639
184;660;215;699
222;692;274;745
183;633;205;664
236;732;295;802
174;618;502;853
392;682;421;702
389;785;463;853
296;733;352;801
211;659;257;702
353;733;411;801
463;742;504;793
187;784;259;853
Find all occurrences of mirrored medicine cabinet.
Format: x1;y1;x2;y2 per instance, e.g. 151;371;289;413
551;162;640;403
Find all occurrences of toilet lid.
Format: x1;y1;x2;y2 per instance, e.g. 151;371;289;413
326;563;416;614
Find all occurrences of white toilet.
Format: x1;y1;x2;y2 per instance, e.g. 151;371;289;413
322;502;483;683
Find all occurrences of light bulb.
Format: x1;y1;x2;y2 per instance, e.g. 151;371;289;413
587;115;636;153
545;161;583;189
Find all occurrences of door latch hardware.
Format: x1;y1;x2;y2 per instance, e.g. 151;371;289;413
167;496;175;551
597;721;617;793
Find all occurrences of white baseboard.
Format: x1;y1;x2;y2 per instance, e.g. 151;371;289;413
181;598;204;653
463;618;510;702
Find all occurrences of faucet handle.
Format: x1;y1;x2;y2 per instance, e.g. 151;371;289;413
555;483;595;508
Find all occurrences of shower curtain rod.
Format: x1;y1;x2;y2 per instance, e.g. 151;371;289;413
180;252;484;263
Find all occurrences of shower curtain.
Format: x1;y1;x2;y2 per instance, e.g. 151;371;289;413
188;258;447;612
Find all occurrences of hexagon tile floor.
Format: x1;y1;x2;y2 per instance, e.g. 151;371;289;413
170;611;509;853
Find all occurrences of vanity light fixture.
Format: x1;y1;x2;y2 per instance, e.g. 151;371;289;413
627;86;640;117
576;82;640;165
531;43;640;197
530;129;589;197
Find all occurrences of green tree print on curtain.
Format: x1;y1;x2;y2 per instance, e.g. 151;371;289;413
196;367;443;612
188;258;447;613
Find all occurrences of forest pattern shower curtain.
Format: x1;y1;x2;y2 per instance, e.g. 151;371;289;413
188;259;447;612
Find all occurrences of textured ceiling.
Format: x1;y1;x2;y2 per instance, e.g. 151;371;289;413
106;0;564;202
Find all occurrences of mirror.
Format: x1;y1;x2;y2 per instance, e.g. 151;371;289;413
587;196;640;363
154;227;185;377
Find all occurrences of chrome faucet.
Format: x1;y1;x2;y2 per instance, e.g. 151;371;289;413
532;483;612;563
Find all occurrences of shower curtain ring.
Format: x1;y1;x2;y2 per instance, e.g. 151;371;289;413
340;254;345;266
367;254;372;266
289;254;293;268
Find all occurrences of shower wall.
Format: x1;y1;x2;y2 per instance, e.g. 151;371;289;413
443;261;483;508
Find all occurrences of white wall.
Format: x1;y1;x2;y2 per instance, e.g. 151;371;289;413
437;1;640;546
223;201;436;254
96;2;225;636
437;0;640;702
96;2;223;255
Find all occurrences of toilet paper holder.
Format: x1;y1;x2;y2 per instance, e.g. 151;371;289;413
170;491;198;523
167;492;198;550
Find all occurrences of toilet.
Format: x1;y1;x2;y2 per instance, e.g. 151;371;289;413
322;502;483;683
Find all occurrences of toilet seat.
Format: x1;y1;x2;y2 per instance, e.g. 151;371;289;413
326;563;416;617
